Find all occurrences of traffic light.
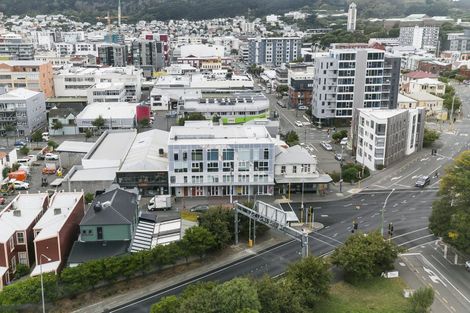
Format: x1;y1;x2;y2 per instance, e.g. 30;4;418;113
352;220;358;233
388;223;394;237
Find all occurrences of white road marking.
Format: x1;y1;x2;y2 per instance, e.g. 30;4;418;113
391;176;403;181
392;227;429;239
398;234;435;246
343;203;353;207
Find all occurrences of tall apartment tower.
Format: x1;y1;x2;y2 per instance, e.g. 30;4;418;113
131;39;165;78
248;37;301;66
311;48;400;126
347;3;357;32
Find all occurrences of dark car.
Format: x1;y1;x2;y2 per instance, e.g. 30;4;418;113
14;140;26;147
189;204;209;213
415;176;431;188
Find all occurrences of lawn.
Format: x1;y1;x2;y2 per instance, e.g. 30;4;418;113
314;277;412;313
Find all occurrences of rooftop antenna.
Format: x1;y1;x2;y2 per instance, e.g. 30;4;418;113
118;0;122;27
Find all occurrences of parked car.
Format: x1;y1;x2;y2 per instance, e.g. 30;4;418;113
12;181;29;190
37;153;45;160
415;175;431;188
465;260;470;272
42;132;49;141
298;105;307;110
189;204;210;213
166;111;178;118
334;153;343;161
340;137;348;146
320;141;333;151
14;140;26;148
44;153;59;160
295;121;303;127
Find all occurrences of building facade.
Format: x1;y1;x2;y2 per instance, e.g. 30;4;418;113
399;25;440;51
352;108;425;171
0;61;55;97
248;37;301;66
168;123;275;198
97;44;128;67
311;48;400;126
131;39;165;77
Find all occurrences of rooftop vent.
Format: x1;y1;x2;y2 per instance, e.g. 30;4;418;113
159;148;164;156
53;208;61;215
93;201;102;212
13;210;21;217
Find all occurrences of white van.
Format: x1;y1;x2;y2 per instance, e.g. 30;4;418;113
16;158;32;166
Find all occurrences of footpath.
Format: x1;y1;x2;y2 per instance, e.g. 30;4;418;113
72;231;289;313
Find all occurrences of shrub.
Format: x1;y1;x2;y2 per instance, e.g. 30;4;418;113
47;140;58;149
14;264;30;279
84;193;94;204
410;287;434;313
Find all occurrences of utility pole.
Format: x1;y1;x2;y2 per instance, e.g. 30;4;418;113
450;94;455;130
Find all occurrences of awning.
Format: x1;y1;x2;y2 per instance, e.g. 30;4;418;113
275;174;333;184
30;261;61;277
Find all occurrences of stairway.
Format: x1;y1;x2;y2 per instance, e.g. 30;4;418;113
130;219;155;252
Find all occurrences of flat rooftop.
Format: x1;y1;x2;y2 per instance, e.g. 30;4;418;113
56;141;94;154
86;130;136;161
76;102;138;120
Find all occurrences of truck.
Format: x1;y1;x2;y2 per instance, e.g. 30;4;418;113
42;163;57;175
8;171;27;182
147;195;173;211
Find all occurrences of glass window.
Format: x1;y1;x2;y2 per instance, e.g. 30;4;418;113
293;166;297;174
281;165;286;173
173;153;178;161
207;149;218;161
223;148;234;160
191;149;203;161
223;161;234;172
16;232;25;244
207;162;218;172
263;148;269;160
191;162;203;172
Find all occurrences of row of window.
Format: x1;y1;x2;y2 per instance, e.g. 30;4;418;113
173;148;270;162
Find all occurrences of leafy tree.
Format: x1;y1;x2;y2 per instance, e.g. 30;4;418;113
286;256;331;307
3;123;15;146
182;226;216;259
19;146;29;156
84;128;93;141
47;140;58;149
423;128;440;147
342;167;359;183
2;166;10;179
410;286;434;313
332;129;348;143
198;206;233;250
178;112;206;126
92;115;106;132
138;118;150;128
332;230;401;284
230;49;239;55
31;130;43;146
150;296;180;313
178;282;217;312
284;130;299;146
429;151;470;253
51;120;64;132
214;278;261;313
276;85;289;95
256;276;303;313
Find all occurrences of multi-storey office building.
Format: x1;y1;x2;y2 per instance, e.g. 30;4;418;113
87;82;126;104
97;44;128;67
248;37;301;66
0;61;55;97
0;39;34;60
311;48;400;126
0;88;46;136
168;122;275;197
399;25;440;51
445;28;470;52
352;108;425;171
131;39;165;77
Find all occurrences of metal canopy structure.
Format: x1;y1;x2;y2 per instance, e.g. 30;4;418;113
234;200;309;257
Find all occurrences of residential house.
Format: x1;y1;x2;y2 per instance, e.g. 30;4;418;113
31;192;85;276
404;91;446;119
406;78;446;97
0;193;49;290
48;107;80;136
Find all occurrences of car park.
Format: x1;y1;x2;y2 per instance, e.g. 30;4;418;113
415;175;430;188
295;121;303;127
320;141;333;151
189;204;209;213
44;153;59;160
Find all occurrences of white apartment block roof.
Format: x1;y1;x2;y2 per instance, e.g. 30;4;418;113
357;108;415;119
76;102;138;121
56;66;141;77
33;192;83;241
0;88;40;100
182;92;268;112
412;78;445;85
169;123;273;145
119;129;169;172
0;193;48;242
275;145;317;165
56;141;94;154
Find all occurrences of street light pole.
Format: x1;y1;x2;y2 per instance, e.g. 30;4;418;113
230;168;233;204
381;189;395;237
450;94;455;130
340;144;344;192
40;253;52;313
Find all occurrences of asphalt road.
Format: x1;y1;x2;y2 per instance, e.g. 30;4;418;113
400;243;470;313
108;188;439;313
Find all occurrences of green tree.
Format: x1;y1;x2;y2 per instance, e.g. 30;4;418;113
92;115;106;133
182;226;216;259
342;167;359;183
286;256;331;307
31;130;43;147
19;146;29;156
150;296;180;313
276;85;289;95
47;140;58;149
423;128;440;147
214;278;261;313
3;124;15;146
332;230;401;284
51;120;64;133
178;112;206;126
256;276;303;313
332;129;348;143
178;282;217;312
84;128;93;141
198;206;233;250
2;166;10;179
284;130;299;146
429;151;470;253
410;286;434;313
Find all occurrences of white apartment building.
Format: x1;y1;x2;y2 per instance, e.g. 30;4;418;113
87;82;126;104
352;108;425;171
399;25;440;52
76;102;138;132
347;3;357;32
55;43;74;57
407;78;446;96
168;122;275;197
248;37;301;66
74;42;98;57
179;92;270;124
311;48;401;126
54;66;142;102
